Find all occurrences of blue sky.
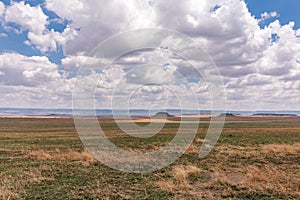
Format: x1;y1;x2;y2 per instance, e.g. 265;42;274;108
245;0;300;29
0;0;300;110
0;0;67;63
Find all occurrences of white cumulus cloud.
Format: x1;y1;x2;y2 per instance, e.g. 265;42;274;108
1;0;300;109
5;2;48;34
4;1;77;53
0;53;76;108
45;0;155;54
0;1;5;16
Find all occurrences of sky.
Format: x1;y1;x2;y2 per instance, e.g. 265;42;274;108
0;0;300;110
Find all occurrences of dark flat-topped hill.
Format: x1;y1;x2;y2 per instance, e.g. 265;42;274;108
152;112;173;119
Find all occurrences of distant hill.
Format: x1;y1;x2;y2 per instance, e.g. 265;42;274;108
218;113;235;117
152;112;173;119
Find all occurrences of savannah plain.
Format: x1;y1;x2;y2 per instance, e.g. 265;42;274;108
0;116;299;199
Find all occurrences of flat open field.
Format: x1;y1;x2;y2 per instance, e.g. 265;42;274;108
0;117;300;199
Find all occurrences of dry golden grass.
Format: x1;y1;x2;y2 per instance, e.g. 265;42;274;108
0;187;20;200
213;143;300;192
216;143;300;159
155;181;176;192
194;138;206;143
206;162;300;197
185;143;199;154
174;165;201;189
0;188;19;200
261;143;300;155
39;165;53;172
0;166;57;200
0;174;22;200
244;164;300;194
24;167;55;184
25;148;97;166
182;163;300;198
156;165;201;192
185;138;209;154
216;145;257;158
159;142;300;197
123;142;169;153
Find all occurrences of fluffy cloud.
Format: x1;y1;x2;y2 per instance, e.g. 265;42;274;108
260;11;279;22
1;0;300;109
26;26;78;52
5;2;48;34
45;0;294;71
4;1;77;52
0;53;75;108
153;0;268;68
45;0;155;54
0;53;60;86
0;1;4;16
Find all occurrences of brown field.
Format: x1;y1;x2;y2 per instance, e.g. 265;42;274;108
0;116;300;199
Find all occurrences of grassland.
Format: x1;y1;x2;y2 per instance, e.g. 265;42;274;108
0;117;299;199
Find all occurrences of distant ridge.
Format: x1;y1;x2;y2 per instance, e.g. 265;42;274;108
253;113;297;117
